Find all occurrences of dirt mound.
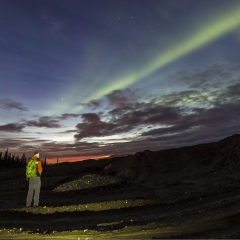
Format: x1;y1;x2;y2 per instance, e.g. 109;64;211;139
53;174;123;192
213;134;240;171
102;134;240;186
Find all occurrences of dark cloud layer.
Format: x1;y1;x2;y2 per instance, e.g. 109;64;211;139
72;78;240;154
0;98;28;111
25;117;62;128
74;113;132;140
0;123;24;132
77;100;101;109
171;61;240;90
1;75;240;158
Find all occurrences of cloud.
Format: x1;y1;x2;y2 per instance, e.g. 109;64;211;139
106;89;140;109
58;113;81;120
0;139;24;149
81;113;101;123
73;79;240;149
141;100;240;144
221;82;240;102
171;61;240;90
36;140;101;158
0;98;28;111
61;129;77;134
159;61;240;108
0;114;70;133
157;89;220;108
25;116;61;128
117;104;182;126
74;113;130;140
74;92;183;141
2;77;240;158
77;100;102;109
0;123;24;132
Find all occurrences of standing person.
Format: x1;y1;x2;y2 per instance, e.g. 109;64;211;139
26;151;42;207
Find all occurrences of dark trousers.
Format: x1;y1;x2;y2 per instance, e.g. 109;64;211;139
26;177;41;207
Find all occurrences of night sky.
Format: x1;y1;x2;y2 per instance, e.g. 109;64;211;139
1;0;240;162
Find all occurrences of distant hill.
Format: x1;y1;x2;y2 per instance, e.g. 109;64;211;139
45;134;240;188
102;133;240;185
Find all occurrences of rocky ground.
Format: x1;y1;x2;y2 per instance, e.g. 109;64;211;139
1;134;240;239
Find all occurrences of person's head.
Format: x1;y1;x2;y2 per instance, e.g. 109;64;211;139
32;151;40;159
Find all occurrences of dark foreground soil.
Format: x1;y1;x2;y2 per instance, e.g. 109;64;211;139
1;156;240;239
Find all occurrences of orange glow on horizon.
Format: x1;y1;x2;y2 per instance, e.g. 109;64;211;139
46;155;110;164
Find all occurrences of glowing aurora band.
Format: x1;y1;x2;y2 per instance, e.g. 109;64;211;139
87;4;240;100
49;3;240;116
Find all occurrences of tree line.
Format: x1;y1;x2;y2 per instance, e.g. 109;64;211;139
0;149;47;168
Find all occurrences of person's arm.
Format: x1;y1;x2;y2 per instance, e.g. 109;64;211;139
37;161;43;175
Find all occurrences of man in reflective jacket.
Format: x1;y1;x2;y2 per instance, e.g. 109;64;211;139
26;151;42;207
